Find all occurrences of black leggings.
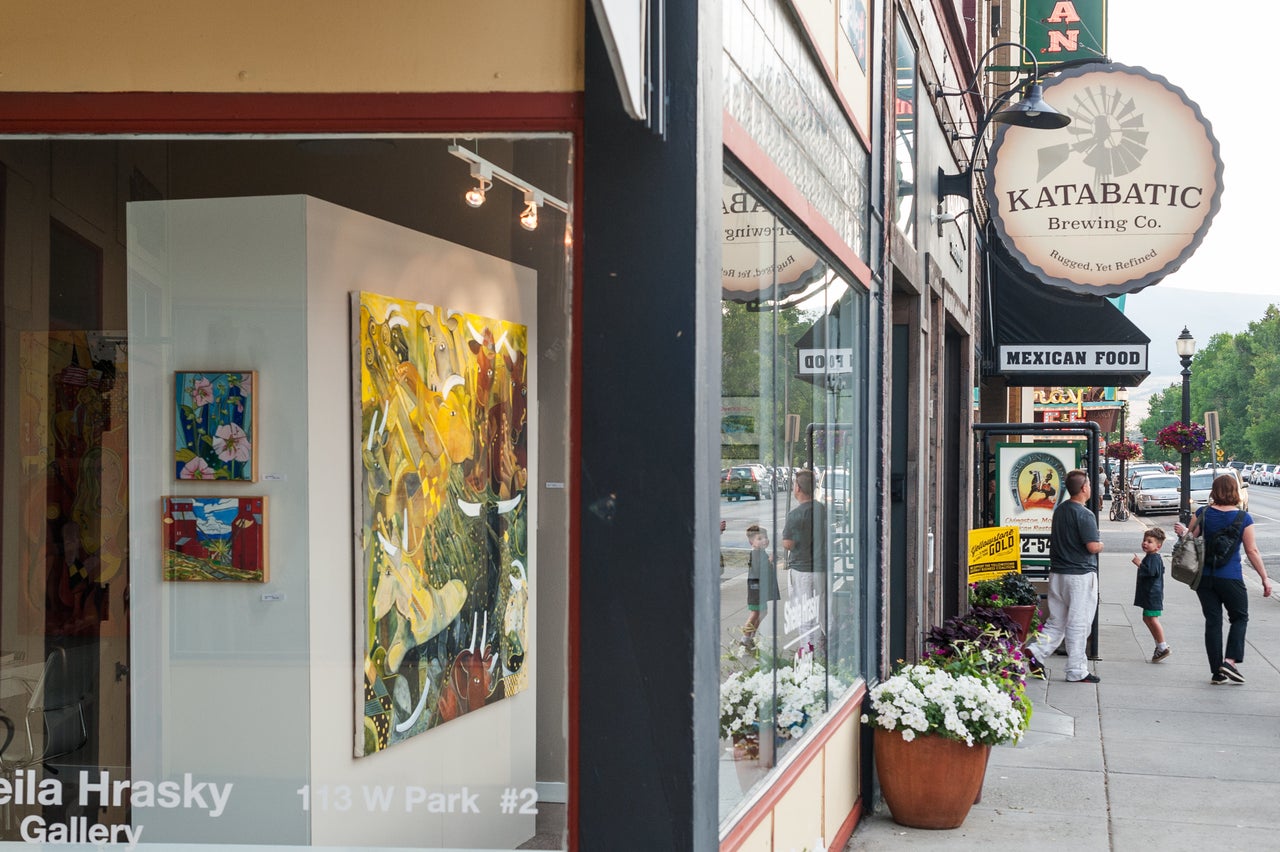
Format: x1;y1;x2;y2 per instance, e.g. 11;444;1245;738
1196;575;1249;674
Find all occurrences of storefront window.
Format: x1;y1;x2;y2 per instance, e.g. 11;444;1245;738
718;171;868;821
0;136;571;849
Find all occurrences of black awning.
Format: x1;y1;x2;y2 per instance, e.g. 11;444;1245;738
985;230;1151;387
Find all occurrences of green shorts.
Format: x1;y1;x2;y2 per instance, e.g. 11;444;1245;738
1142;609;1162;618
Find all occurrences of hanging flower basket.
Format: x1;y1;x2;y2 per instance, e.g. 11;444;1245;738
1156;421;1207;454
1105;440;1142;461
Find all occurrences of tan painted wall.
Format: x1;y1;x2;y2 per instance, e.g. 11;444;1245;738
0;1;583;93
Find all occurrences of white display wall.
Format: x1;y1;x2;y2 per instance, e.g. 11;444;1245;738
127;195;538;848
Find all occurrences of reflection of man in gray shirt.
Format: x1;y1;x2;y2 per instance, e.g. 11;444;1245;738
1025;470;1104;683
782;470;827;651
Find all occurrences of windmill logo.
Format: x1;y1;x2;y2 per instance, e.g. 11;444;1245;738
1036;84;1148;184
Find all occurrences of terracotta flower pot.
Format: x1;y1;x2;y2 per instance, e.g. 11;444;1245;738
873;727;990;829
1001;604;1037;645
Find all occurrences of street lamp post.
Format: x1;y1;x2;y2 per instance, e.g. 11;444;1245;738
1177;327;1197;524
1117;388;1129;496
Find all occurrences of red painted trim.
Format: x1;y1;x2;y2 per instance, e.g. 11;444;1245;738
723;111;873;288
829;798;864;849
0;91;582;133
720;682;867;852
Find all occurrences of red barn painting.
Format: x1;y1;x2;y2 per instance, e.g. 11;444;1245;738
162;496;268;581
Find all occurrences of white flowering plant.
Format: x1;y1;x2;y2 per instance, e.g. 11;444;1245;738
861;662;1028;747
720;656;844;745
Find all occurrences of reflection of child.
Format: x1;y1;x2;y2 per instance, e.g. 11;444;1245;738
742;524;780;651
1132;527;1171;662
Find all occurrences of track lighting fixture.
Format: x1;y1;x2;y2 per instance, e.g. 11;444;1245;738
448;143;569;231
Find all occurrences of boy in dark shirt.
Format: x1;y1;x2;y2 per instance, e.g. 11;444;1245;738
742;524;780;651
1132;527;1170;662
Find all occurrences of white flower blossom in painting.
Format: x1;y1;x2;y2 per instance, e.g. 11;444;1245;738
190;377;214;408
180;457;215;480
213;423;251;463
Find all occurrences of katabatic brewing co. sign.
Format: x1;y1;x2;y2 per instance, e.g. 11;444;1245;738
985;62;1223;295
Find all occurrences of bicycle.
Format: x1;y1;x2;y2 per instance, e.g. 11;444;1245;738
1109;484;1130;521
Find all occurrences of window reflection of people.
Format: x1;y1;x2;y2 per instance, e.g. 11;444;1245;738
782;470;828;656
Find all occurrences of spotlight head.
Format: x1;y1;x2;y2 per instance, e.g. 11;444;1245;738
464;183;488;208
519;203;539;231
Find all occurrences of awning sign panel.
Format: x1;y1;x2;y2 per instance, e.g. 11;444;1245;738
999;344;1147;373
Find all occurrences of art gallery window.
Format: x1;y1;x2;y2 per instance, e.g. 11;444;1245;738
0;135;572;849
718;169;871;822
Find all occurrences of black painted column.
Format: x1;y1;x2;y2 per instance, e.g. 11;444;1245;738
578;1;722;849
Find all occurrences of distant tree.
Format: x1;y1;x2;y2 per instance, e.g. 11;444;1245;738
1244;306;1280;459
720;299;822;463
1192;331;1254;459
1139;385;1180;464
1139;303;1280;464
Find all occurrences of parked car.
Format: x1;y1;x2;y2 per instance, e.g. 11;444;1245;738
1124;463;1165;488
1241;463;1257;483
1127;469;1171;512
1257;463;1279;486
823;468;851;521
721;464;772;501
1188;469;1219;512
1131;473;1181;516
1192;467;1250;511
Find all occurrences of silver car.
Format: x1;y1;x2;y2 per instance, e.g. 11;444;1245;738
1131;473;1181;516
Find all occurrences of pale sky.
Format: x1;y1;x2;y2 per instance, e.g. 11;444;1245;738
1082;5;1277;421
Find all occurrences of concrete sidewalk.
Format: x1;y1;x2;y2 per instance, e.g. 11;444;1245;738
847;512;1280;851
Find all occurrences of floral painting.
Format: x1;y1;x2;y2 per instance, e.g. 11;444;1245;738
162;496;268;582
175;371;256;481
354;291;529;757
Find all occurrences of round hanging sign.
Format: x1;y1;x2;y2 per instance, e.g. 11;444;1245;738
985;62;1223;295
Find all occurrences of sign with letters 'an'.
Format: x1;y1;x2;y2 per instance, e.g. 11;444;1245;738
986;62;1223;296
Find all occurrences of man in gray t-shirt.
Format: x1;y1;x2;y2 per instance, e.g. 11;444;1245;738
1025;470;1104;683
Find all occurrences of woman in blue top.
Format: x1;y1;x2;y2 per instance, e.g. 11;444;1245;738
1175;474;1272;684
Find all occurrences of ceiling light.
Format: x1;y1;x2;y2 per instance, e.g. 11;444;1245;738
464;163;492;208
519;192;540;231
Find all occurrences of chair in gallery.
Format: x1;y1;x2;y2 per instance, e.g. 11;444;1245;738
0;647;88;777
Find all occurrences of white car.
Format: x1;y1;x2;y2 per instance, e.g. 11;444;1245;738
1131;473;1181;516
1192;467;1250;512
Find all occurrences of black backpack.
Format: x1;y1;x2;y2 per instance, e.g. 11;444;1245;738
1205;510;1247;571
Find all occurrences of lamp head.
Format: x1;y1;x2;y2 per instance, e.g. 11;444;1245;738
464;162;492;208
1176;327;1197;358
519;190;541;231
989;82;1072;130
